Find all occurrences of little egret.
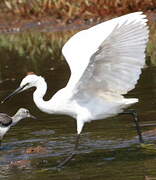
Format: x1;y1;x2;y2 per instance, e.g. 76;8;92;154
2;12;149;167
0;108;36;144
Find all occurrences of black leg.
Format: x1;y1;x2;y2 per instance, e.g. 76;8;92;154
120;109;144;143
57;134;80;168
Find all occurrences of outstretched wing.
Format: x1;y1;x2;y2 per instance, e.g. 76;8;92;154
0;113;12;126
62;12;148;93
62;13;148;100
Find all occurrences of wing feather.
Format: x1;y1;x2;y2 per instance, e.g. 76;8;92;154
62;12;148;92
0;113;12;126
69;13;149;100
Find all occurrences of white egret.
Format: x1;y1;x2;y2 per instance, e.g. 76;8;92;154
2;12;149;167
0;108;36;144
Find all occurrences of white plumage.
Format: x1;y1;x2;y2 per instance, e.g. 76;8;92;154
2;12;149;166
63;12;148;91
62;11;149;133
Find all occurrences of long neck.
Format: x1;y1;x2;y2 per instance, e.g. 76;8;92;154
12;113;23;125
33;77;53;113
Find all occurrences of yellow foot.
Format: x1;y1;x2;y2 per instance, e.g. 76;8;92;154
140;143;156;151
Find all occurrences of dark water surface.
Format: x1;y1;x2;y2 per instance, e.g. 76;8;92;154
0;32;156;180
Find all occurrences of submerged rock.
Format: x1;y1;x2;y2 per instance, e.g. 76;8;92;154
25;146;47;154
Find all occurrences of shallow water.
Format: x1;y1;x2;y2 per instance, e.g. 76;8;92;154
0;65;156;180
0;31;156;180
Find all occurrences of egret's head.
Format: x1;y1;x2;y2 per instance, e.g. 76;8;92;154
20;72;41;91
1;72;42;104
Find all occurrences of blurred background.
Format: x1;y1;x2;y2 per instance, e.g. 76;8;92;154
0;1;156;180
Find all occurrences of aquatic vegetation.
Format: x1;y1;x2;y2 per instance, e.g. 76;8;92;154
0;19;156;80
0;30;74;75
146;22;156;66
0;0;156;70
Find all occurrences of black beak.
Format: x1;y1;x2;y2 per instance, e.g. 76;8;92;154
1;85;26;104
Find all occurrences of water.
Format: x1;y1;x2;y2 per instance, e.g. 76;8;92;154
0;31;156;180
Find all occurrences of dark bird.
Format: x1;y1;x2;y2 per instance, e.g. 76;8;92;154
0;108;36;144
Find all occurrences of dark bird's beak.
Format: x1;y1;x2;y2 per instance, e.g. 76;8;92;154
1;85;26;104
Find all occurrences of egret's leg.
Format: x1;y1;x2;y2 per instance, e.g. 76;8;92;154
57;134;80;168
120;109;144;143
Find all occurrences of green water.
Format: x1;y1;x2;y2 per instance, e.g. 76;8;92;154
0;29;156;180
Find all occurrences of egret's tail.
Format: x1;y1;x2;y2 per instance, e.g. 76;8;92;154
123;98;138;105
